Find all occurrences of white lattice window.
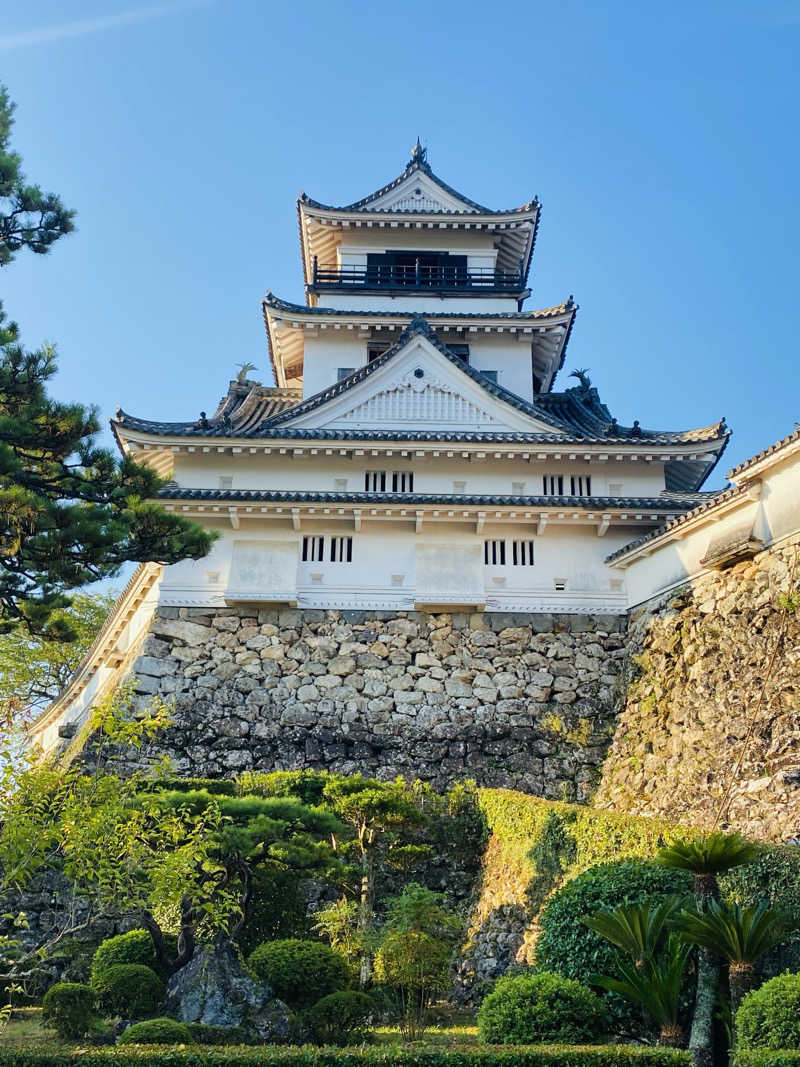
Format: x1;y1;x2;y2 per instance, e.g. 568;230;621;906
484;540;506;566
570;475;592;496
392;471;414;492
511;540;535;566
543;475;564;495
330;536;353;563
364;471;386;491
302;536;324;562
553;578;567;591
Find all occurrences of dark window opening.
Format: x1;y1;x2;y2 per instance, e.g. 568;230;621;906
366;250;469;288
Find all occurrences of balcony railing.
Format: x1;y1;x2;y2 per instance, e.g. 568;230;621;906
310;259;526;292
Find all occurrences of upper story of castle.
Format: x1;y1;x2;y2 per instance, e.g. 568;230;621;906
270;142;573;398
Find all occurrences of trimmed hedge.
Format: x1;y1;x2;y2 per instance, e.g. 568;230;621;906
188;1024;252;1045
248;939;350;1010
90;930;177;985
118;1018;194;1044
0;1045;692;1067
478;972;606;1044
91;963;163;1017
736;974;800;1050
734;1055;800;1067
40;983;95;1039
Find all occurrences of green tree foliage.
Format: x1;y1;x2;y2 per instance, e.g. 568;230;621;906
535;859;692;1030
247;939;350;1010
583;897;685;968
321;775;428;984
373;883;460;1040
0;85;214;647
0;86;75;269
678;901;796;1017
477;971;606;1045
0;592;114;724
591;932;692;1048
736;974;800;1051
656;833;760;1067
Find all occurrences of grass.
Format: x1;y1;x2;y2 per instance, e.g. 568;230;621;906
373;1022;479;1046
1;1009;71;1050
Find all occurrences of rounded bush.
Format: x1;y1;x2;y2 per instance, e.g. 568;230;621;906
478;971;606;1044
92;963;164;1018
118;1017;194;1045
737;973;800;1049
90;929;177;985
535;858;692;1027
188;1023;251;1045
42;982;96;1039
248;939;349;1010
306;990;374;1045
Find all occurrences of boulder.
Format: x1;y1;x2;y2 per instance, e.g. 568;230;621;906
164;940;290;1043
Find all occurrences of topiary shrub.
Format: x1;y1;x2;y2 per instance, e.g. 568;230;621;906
737;973;800;1049
188;1023;252;1045
305;990;375;1045
477;971;606;1044
248;939;349;1010
534;858;692;1029
41;982;96;1039
118;1017;194;1044
90;929;177;985
92;963;164;1018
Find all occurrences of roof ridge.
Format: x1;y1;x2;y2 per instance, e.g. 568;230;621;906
262;290;576;320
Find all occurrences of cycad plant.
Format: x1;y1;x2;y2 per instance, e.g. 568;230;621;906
590;930;692;1048
656;832;760;1067
656;833;759;902
583;896;684;968
679;900;796;1015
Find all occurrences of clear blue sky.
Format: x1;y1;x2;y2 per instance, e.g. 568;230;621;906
2;0;799;489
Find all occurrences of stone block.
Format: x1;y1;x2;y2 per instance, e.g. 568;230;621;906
149;617;212;646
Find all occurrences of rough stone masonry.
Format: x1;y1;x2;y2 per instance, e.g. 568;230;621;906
130;607;628;798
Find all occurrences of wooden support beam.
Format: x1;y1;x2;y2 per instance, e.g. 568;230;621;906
291;508;301;531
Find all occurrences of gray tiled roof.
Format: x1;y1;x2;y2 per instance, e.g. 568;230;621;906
604;484;748;563
726;426;800;480
298;155;538;217
262;291;574;321
160;487;712;510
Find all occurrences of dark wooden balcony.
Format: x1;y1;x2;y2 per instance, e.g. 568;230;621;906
310;257;526;293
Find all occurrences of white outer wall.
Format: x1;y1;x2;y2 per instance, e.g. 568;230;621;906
622;451;800;608
158;519;639;614
170;452;668;497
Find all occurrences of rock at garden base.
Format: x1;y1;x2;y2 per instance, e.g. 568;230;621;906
164;940;290;1043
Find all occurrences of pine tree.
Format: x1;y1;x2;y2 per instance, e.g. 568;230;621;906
0;85;215;638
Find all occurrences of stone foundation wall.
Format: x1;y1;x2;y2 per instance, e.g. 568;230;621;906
594;541;800;841
130;607;628;797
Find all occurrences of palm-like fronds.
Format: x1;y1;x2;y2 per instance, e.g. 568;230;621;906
583;896;684;965
678;900;796;965
591;934;692;1043
656;832;759;877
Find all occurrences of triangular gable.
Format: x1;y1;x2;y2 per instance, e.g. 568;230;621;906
271;321;571;435
362;168;481;215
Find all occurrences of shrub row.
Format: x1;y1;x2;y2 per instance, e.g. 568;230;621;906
735;1056;800;1067
0;1045;691;1067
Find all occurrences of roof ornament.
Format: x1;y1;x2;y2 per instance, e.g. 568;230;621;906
236;362;257;384
197;411;209;430
569;367;592;391
631;420;642;437
409;137;427;167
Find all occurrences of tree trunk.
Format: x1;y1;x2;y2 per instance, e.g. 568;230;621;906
729;961;757;1049
358;839;375;988
689;873;720;1067
660;1022;685;1048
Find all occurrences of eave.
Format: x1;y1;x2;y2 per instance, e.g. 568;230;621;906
158;489;705;537
727;426;800;484
261;293;576;391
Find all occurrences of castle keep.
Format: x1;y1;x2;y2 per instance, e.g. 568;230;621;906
30;148;800;832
